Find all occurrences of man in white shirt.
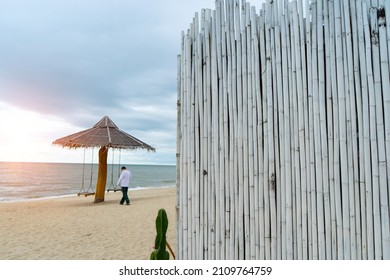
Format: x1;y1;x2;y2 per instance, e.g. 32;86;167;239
117;166;132;205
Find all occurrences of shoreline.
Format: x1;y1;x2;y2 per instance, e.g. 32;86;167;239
0;187;177;260
0;185;176;204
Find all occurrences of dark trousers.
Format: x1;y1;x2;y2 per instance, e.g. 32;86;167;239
120;187;130;204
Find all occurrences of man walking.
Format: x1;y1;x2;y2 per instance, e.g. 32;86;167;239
117;166;132;205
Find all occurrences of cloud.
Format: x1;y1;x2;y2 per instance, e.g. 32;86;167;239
0;0;247;164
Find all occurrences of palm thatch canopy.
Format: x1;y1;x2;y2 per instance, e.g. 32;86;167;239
53;116;155;151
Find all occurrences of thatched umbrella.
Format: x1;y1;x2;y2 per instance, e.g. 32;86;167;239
53;116;155;203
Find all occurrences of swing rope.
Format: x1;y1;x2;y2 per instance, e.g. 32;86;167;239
111;149;114;187
107;149;122;193
78;147;96;197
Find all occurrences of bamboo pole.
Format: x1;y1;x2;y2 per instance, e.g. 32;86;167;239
323;0;337;260
180;31;189;260
286;4;298;259
220;0;230;261
329;0;344;260
342;0;358;260
178;32;185;260
257;7;266;260
198;11;206;260
334;0;351;259
203;9;212;260
226;0;237;260
297;0;309;260
248;3;258;260
176;54;182;260
292;0;308;259
290;1;301;259
267;0;277;260
231;0;240;259
274;19;284;261
363;2;378;259
213;2;221;260
370;7;385;260
250;5;261;260
194;14;203;260
311;0;321;259
317;0;331;260
239;1;250;259
220;1;231;259
206;12;212;259
233;0;245;259
304;0;315;260
264;0;273;259
245;3;257;260
188;18;195;260
377;2;390;260
356;0;370;260
281;13;293;260
259;6;267;259
350;0;364;260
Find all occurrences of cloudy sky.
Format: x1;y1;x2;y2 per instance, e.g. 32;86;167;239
0;0;263;165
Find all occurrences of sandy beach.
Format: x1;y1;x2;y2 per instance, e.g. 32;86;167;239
0;187;176;260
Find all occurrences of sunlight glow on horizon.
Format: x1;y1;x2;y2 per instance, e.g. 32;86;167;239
0;101;173;165
0;101;85;163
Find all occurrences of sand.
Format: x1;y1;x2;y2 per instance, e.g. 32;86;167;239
0;187;176;260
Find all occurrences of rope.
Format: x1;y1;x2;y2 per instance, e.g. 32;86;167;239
118;149;122;177
88;147;94;192
110;149;114;187
78;147;95;197
81;148;86;189
107;149;122;193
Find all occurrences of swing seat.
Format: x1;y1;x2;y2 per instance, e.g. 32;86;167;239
77;192;95;197
107;188;122;193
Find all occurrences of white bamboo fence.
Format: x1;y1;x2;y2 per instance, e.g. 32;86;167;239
176;0;390;260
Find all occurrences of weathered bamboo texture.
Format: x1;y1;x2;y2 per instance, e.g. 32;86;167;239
176;0;390;260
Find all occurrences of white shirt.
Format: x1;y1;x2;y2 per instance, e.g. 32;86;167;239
117;169;132;187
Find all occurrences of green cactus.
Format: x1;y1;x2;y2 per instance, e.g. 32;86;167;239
150;208;170;260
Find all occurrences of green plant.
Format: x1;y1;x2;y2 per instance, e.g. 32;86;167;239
150;208;170;260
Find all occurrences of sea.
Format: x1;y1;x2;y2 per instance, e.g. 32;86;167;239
0;162;176;202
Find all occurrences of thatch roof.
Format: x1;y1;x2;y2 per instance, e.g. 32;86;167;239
52;116;155;151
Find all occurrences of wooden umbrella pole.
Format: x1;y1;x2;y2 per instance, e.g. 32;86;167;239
94;146;108;203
